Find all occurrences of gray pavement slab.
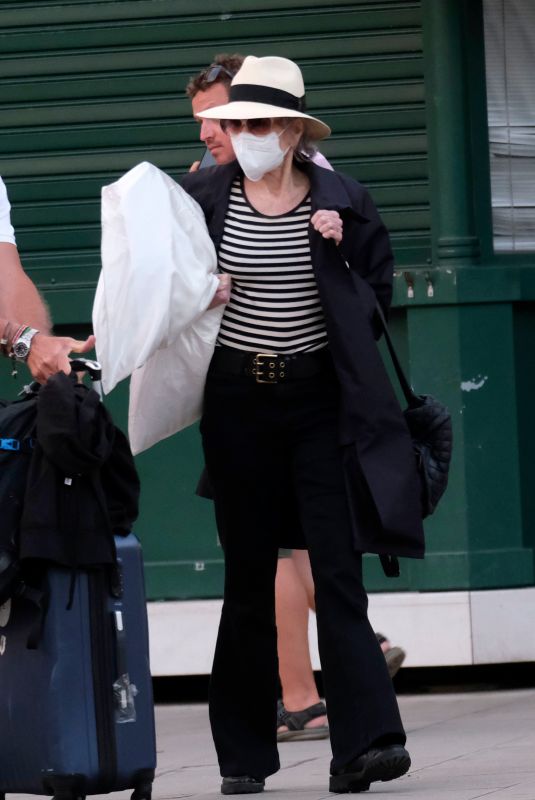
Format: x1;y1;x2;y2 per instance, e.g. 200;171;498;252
11;688;535;800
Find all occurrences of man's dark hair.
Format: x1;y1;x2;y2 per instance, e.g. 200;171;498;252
186;53;244;99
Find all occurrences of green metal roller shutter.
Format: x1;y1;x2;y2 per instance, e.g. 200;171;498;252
0;0;429;599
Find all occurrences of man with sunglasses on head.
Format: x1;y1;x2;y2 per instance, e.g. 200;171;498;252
187;55;245;170
0;176;95;383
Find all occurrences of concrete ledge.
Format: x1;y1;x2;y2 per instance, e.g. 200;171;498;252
147;586;535;676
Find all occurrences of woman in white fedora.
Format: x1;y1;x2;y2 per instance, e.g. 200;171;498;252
181;55;423;795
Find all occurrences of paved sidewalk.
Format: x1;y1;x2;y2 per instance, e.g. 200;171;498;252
14;688;535;799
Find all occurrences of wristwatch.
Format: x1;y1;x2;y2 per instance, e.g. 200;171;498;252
11;327;40;362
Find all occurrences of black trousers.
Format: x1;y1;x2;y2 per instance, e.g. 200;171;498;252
200;354;405;779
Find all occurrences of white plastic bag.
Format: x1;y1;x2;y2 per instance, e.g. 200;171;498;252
128;307;223;454
94;161;223;454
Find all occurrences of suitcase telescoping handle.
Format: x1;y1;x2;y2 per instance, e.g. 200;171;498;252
70;358;103;398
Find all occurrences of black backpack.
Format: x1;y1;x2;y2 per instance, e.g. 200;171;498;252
0;383;39;605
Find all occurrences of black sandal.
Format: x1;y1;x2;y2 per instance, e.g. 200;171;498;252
277;699;329;742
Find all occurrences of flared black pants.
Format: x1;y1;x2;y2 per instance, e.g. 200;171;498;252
200;353;405;779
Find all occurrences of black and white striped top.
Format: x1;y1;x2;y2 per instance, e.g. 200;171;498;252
216;177;327;354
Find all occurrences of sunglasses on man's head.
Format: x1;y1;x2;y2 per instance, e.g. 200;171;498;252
202;64;236;84
220;118;275;136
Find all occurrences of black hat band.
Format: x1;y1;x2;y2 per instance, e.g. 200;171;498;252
229;84;307;113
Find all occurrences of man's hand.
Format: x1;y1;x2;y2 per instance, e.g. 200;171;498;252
189;161;201;173
26;333;96;383
208;273;231;309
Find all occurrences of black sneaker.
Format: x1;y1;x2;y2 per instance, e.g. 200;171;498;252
329;744;410;793
221;776;265;795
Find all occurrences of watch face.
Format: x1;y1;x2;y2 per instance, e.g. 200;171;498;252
11;328;38;362
13;340;30;359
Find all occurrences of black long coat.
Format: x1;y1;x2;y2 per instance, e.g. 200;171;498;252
181;160;424;561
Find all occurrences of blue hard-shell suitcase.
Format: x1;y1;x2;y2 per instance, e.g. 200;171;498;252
0;533;156;800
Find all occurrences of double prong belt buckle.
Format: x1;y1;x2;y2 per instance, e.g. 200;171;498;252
252;353;286;384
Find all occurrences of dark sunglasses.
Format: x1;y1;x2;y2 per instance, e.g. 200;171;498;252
202;64;236;84
220;118;274;136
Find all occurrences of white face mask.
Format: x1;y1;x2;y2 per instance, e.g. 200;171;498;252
231;128;290;182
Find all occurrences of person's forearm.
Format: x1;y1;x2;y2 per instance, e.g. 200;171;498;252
0;242;52;334
0;243;95;382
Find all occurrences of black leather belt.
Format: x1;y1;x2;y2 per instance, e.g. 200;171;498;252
210;346;332;384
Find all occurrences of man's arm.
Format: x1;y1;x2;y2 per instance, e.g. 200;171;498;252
0;242;52;332
0;242;95;382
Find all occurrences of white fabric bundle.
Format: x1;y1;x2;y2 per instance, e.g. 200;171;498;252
94;161;223;454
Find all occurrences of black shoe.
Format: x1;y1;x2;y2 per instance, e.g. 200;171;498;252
221;776;265;795
329;744;411;793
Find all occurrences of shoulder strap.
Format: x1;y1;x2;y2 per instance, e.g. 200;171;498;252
374;302;420;408
334;242;419;408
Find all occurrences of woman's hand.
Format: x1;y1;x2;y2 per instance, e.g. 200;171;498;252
208;273;231;309
311;209;343;245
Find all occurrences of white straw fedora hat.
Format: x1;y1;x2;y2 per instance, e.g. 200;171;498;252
196;55;331;141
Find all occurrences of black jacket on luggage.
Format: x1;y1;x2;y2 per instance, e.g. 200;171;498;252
19;371;139;569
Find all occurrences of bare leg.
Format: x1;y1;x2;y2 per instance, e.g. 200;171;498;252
290;550;407;676
275;555;327;731
291;548;316;611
